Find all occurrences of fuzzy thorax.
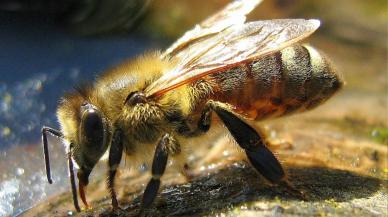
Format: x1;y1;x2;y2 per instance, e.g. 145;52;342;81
118;102;168;144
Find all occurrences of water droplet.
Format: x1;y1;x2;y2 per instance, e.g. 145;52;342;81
15;168;24;176
240;205;248;210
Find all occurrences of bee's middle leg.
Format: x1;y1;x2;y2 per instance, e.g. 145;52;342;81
141;133;179;210
173;104;213;178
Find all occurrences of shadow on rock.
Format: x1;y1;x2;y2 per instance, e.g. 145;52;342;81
94;162;382;217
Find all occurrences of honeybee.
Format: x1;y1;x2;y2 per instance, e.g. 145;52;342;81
42;0;343;213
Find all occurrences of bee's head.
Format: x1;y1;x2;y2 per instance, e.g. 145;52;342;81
56;90;110;207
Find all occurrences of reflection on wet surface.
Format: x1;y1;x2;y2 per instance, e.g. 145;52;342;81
0;138;68;216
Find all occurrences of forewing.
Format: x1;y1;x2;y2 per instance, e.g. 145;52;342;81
145;19;320;98
162;0;263;59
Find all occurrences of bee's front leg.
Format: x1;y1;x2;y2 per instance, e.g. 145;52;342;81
107;129;124;210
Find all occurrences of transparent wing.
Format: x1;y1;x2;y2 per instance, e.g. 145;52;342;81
145;19;320;98
162;0;263;59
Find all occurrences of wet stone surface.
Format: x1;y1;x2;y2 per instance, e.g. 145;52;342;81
23;161;386;217
100;165;384;217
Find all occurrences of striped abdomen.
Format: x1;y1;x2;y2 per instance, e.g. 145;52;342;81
208;44;343;120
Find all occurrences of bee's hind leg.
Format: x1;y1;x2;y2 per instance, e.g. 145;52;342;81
206;101;306;200
107;129;124;210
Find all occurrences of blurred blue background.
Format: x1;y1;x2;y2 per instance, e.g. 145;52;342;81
0;13;158;149
0;6;161;216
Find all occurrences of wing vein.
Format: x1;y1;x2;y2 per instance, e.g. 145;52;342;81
145;1;320;98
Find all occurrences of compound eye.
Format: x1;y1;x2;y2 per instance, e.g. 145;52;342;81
80;105;104;146
84;110;103;141
75;104;108;179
